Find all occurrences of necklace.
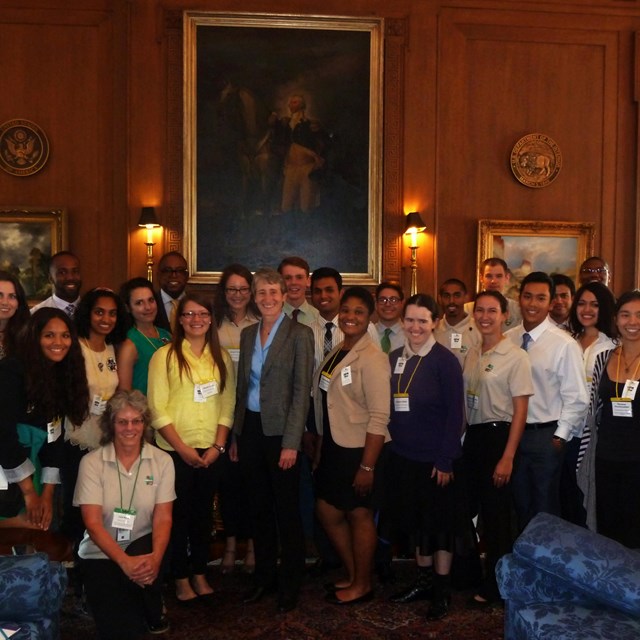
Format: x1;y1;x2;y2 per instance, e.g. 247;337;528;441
621;346;640;371
135;326;166;351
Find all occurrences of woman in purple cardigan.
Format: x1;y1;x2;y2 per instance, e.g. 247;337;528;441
385;293;464;621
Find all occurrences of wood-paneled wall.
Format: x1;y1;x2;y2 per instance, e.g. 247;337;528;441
1;0;639;296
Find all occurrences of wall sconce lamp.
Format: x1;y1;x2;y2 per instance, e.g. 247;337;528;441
404;211;427;295
138;206;161;282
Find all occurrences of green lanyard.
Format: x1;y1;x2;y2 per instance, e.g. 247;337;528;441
115;448;143;514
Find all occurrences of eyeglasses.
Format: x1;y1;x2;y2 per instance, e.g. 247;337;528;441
377;296;401;305
115;418;144;427
580;267;608;275
225;287;251;295
181;311;211;319
160;267;188;276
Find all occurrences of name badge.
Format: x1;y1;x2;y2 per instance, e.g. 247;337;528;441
228;348;240;363
90;394;107;416
450;333;462;350
0;467;8;491
393;393;410;412
622;380;639;400
117;528;131;542
194;381;219;402
611;398;633;418
466;391;479;410
341;365;353;386
47;417;62;443
319;372;331;392
394;358;407;374
112;508;136;531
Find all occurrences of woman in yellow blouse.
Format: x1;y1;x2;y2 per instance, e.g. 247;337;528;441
148;292;235;602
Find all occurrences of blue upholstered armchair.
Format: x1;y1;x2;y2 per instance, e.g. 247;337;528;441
0;552;67;640
496;512;640;639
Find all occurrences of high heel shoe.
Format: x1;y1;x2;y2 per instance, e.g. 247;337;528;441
221;549;236;574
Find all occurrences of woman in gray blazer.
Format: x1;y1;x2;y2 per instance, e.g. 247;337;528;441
313;287;391;605
233;267;314;613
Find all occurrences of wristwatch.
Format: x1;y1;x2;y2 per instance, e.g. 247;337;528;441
212;444;226;454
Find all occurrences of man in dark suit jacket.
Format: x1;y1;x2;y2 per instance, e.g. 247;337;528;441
233;267;314;613
155;251;189;332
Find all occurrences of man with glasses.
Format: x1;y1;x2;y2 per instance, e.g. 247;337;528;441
578;256;611;288
374;282;405;353
156;251;189;331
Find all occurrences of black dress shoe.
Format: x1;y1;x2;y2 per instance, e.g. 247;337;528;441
242;585;275;604
426;594;451;621
325;590;374;605
277;592;298;613
389;584;433;603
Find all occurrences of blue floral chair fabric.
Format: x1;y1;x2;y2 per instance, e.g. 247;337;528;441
0;552;67;640
497;512;640;640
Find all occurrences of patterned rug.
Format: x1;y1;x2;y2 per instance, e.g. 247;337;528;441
60;560;504;639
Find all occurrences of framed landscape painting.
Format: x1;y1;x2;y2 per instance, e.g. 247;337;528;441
0;206;67;302
477;219;595;297
183;12;384;284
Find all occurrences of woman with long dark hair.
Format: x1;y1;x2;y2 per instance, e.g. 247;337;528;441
148;292;235;602
0;271;30;360
0;308;88;529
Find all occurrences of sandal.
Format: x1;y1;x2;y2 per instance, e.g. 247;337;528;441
221;548;236;574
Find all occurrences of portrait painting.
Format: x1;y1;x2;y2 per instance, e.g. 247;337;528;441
0;207;66;301
183;12;383;283
477;219;595;297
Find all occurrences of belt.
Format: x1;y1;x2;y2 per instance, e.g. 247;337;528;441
524;421;557;430
468;421;510;429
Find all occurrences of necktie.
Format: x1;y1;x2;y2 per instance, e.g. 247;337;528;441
521;332;533;351
65;304;75;318
381;328;392;354
169;299;179;331
292;309;300;323
324;322;334;356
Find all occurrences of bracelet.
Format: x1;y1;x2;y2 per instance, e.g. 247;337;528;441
359;463;375;472
212;443;226;454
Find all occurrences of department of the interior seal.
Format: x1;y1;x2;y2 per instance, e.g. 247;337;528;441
510;133;561;188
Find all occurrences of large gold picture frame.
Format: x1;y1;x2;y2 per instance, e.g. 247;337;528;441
477;219;595;296
0;206;67;303
183;11;384;284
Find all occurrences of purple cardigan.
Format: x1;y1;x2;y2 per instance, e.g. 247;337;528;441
388;343;463;472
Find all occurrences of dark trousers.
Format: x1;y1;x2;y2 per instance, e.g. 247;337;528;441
559;436;587;527
60;440;88;544
464;423;516;598
511;424;564;531
238;411;305;595
168;449;223;578
81;533;163;640
218;453;253;539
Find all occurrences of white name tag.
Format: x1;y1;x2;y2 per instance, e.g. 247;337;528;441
228;348;240;362
112;509;136;531
319;372;331;392
393;393;410;411
90;394;107;416
394;358;407;374
341;366;352;386
194;381;219;402
47;417;62;443
466;391;479;410
622;380;639;400
450;333;462;350
0;467;8;490
611;398;633;418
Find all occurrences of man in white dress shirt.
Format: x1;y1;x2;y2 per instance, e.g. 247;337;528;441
30;251;82;317
278;256;319;326
375;282;405;353
549;274;575;331
506;271;588;530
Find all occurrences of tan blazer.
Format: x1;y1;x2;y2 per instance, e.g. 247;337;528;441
313;333;391;448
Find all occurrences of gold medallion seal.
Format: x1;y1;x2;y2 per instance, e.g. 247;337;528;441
510;133;561;188
0;119;50;177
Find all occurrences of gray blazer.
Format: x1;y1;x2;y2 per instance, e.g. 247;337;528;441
234;314;314;451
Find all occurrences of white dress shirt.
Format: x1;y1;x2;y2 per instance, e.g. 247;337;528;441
375;320;404;352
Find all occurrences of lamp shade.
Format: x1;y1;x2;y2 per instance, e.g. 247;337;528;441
138;206;159;227
404;211;426;234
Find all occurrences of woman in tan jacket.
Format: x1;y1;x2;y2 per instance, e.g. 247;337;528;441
313;286;391;605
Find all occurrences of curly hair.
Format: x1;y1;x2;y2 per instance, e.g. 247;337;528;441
21;308;90;425
75;287;128;345
213;263;259;325
167;292;228;392
99;389;153;446
0;271;30;359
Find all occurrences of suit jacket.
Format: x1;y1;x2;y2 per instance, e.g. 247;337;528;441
313;333;391;449
234;314;314;451
154;290;171;333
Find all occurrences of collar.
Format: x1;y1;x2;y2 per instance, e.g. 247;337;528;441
522;317;552;342
441;314;471;330
377;320;402;335
102;441;152;462
52;293;80;310
403;334;436;358
161;289;184;306
318;314;339;328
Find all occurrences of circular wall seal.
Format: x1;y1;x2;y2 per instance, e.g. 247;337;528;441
510;133;561;188
0;119;50;177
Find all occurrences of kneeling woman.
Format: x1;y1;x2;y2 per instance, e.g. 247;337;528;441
74;390;175;639
314;287;391;605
